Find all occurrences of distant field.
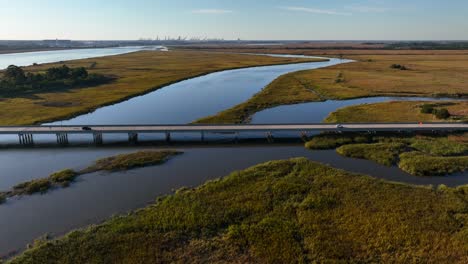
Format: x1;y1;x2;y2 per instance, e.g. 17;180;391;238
196;51;468;123
306;54;468;99
198;55;468;123
0;51;318;125
326;101;468;123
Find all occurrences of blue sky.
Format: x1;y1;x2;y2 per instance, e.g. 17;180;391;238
1;0;467;40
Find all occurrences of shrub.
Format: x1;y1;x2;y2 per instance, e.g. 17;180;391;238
390;64;409;70
420;104;435;114
434;108;451;119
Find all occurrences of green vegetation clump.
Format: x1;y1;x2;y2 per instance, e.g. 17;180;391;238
9;159;468;263
399;152;468;176
85;150;182;172
434;108;451;119
306;134;468;176
0;65;111;97
1;150;182;202
336;143;406;166
411;138;468;156
390;64;408;70
305;134;371;149
13;179;51;195
49;169;78;187
420;104;435;114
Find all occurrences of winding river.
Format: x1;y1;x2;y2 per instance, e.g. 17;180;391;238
0;51;467;257
0;46;165;69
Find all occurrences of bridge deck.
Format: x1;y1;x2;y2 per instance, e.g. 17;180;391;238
0;123;466;134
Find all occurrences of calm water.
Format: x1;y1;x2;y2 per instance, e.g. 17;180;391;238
1;145;467;256
0;46;165;69
47;58;350;125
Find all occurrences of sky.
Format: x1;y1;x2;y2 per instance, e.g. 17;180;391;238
1;0;468;40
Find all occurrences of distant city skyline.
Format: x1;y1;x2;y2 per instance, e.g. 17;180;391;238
1;0;468;40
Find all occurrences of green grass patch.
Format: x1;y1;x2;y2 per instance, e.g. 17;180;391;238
84;150;182;172
9;158;468;263
399;152;468;176
49;169;78;187
305;134;371;149
410;138;468;156
306;133;468;176
12;179;51;195
336;143;407;166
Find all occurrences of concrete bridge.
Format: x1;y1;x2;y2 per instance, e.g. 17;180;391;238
0;123;466;145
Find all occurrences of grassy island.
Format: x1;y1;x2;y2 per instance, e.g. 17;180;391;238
8;158;468;263
83;150;182;172
1;150;181;202
306;133;468;176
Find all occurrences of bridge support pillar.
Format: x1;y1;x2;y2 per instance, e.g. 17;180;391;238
93;133;103;145
128;133;138;144
201;131;205;143
165;132;171;143
300;131;309;142
19;134;34;146
266;132;274;143
56;133;69;145
235;132;239;144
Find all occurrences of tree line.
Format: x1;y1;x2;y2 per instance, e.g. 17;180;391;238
0;64;110;96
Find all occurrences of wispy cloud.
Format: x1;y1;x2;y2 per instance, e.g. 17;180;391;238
280;6;351;16
191;9;233;14
346;5;389;13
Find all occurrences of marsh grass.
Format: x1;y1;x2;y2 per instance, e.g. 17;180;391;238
306;133;468;176
12;179;51;195
83;150;182;172
325;101;467;123
411;138;468;156
305;134;371;149
49;169;78;187
336;142;407;166
9;158;468;263
399;152;468;176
